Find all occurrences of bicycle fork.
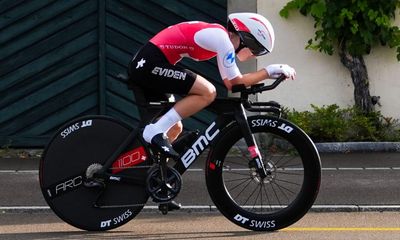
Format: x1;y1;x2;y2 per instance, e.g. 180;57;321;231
235;104;268;179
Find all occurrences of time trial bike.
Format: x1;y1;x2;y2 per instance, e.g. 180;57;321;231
39;75;321;231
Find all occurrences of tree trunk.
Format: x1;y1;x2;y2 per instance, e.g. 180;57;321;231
339;46;373;113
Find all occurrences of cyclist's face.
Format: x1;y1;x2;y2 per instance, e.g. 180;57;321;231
229;32;241;49
229;32;255;62
237;47;255;61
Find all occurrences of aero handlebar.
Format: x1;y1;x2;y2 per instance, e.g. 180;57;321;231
231;74;286;95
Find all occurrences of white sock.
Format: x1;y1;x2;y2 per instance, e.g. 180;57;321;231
143;108;182;143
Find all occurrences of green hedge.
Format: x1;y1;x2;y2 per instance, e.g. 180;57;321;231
283;104;400;142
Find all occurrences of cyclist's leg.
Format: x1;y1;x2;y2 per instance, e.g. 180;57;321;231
128;43;214;153
143;74;215;156
144;74;215;138
142;92;183;142
167;122;183;142
166;75;215;142
173;75;216;118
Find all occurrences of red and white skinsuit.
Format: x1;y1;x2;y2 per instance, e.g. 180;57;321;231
150;21;242;81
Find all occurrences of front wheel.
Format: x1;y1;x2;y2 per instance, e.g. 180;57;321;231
206;116;321;231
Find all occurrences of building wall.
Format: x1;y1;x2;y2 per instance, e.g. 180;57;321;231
0;0;227;147
254;0;400;118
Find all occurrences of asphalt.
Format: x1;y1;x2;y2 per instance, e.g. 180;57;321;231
1;149;400;213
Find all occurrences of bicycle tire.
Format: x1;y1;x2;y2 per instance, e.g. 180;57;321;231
205;115;321;231
39;115;150;231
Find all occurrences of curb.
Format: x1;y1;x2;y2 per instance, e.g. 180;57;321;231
310;205;400;212
316;142;400;153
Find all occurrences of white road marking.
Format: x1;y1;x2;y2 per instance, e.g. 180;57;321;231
1;167;400;174
2;205;400;212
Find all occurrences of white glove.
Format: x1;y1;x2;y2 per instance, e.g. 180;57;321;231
265;64;296;80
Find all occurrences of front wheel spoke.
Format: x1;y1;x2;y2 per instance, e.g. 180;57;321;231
271;181;297;197
271;155;286;168
225;177;253;183
270;182;283;206
223;170;251;177
275;170;303;176
274;177;301;186
242;182;260;206
229;177;252;192
233;178;254;201
261;183;273;212
275;158;303;168
259;183;263;212
251;183;262;210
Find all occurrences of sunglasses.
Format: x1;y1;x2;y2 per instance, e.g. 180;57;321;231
236;32;269;56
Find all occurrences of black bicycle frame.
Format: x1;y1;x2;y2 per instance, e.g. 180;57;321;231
94;97;275;185
95;76;285;184
91;76;285;208
172;96;275;180
173;97;251;174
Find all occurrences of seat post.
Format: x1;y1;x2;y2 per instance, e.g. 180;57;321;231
130;84;155;128
119;73;171;128
117;73;152;128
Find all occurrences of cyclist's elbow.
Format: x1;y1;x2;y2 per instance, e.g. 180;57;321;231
223;79;233;90
224;77;243;90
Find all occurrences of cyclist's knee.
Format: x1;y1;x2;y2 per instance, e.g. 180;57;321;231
203;84;217;104
193;76;216;104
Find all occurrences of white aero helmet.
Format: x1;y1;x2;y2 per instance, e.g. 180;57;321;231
228;12;275;56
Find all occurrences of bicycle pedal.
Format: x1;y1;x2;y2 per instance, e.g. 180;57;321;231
158;203;169;215
158;201;181;215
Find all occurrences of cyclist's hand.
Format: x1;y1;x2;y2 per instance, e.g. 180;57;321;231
265;64;296;80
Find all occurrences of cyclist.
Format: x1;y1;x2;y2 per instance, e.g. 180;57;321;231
128;12;296;157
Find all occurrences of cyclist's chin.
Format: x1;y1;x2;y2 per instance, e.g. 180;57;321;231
237;48;255;61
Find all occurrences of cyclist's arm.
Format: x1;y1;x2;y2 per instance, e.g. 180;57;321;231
224;64;297;90
195;28;271;90
195;27;242;81
194;27;289;90
223;69;270;90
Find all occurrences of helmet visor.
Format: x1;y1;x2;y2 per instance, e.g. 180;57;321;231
239;32;269;56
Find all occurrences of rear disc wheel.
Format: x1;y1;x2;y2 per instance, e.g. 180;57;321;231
39;116;150;231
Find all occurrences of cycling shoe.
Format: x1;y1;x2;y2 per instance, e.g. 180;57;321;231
151;133;179;158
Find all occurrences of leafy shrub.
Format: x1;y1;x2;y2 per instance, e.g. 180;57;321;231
283;104;400;142
377;117;400;142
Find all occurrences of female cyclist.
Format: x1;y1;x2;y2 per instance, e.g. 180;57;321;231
128;12;296;157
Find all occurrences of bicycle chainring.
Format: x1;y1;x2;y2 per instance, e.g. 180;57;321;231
146;165;182;202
